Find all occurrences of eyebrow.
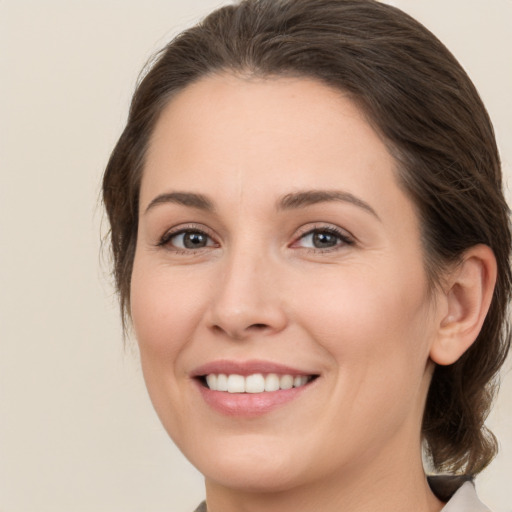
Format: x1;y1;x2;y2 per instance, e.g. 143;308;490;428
144;189;379;220
278;190;380;220
144;192;214;214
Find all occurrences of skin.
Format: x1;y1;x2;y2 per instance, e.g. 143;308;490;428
130;74;490;512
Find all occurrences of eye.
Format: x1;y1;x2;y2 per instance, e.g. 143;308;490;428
293;226;354;251
159;228;217;251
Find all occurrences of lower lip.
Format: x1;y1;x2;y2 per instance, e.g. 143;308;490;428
196;380;313;417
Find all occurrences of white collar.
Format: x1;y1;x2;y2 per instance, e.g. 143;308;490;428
441;481;491;512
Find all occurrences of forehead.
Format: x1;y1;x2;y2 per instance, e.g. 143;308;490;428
141;73;406;219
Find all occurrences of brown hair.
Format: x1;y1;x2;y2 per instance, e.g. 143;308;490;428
102;0;511;475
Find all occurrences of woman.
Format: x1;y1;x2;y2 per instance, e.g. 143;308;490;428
102;1;511;511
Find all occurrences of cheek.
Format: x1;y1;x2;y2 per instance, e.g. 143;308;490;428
130;257;209;358
292;261;433;387
295;268;434;451
129;256;210;436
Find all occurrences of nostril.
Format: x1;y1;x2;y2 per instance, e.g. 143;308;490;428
212;325;225;335
248;323;269;330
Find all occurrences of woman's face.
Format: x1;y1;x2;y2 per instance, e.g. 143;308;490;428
131;75;445;492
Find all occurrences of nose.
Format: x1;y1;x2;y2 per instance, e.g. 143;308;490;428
206;247;288;340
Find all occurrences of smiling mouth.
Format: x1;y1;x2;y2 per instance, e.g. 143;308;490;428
199;373;317;393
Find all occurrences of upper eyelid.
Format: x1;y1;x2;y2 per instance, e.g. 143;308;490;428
293;223;354;240
289;224;357;252
158;224;218;245
162;223;215;236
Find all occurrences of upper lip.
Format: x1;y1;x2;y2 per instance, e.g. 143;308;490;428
191;359;317;378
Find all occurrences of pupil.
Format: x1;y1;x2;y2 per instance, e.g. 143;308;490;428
313;232;337;248
184;232;206;248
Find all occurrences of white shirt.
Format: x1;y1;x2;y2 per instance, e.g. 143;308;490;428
441;481;491;512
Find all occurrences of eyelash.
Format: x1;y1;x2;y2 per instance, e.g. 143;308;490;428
157;224;218;254
157;224;355;254
292;225;355;253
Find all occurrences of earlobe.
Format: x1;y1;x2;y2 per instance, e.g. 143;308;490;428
430;245;497;366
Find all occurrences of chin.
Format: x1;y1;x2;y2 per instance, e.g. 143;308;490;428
203;462;302;493
184;437;309;492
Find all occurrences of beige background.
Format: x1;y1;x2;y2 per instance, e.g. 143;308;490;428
1;1;510;511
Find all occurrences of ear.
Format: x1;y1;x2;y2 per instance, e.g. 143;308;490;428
430;245;497;366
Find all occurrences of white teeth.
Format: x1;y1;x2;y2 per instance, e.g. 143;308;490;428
245;373;265;393
204;373;312;393
265;373;280;392
216;374;228;391
294;375;307;388
280;374;294;390
227;374;245;393
205;374;217;390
